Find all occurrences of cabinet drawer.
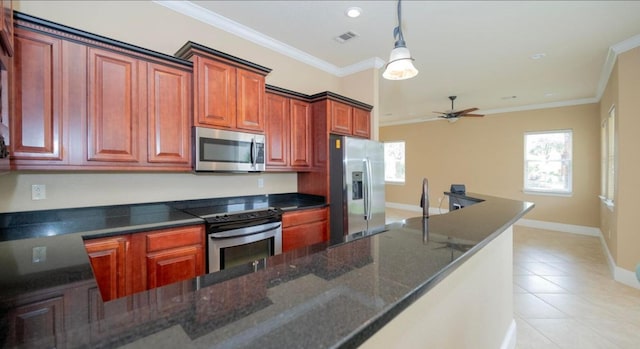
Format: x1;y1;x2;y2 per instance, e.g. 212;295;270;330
282;207;327;227
283;220;328;252
145;225;205;252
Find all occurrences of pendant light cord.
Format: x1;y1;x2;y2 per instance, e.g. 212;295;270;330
393;0;406;48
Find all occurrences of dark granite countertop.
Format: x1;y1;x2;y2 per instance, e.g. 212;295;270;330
0;193;532;348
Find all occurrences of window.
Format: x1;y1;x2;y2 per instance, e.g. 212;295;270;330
524;130;572;195
384;141;405;183
600;106;616;207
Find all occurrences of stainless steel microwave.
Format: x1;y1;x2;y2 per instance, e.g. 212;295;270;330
194;127;265;172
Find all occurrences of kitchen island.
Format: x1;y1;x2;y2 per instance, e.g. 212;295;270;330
0;193;533;348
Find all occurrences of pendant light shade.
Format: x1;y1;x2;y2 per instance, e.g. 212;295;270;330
383;0;418;80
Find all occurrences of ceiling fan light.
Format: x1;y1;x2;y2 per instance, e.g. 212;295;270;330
383;46;418;80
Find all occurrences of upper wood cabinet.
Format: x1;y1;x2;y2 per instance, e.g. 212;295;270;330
11;15;193;171
146;62;191;165
329;100;371;139
11;28;63;162
87;47;143;164
265;89;311;171
0;0;13;57
176;42;271;133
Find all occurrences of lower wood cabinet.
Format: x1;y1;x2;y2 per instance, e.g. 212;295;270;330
6;295;65;348
84;224;205;302
282;207;328;252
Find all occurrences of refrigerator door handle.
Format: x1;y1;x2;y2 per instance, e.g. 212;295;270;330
364;157;373;221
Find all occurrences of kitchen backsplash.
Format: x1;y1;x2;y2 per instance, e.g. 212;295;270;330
0;172;298;213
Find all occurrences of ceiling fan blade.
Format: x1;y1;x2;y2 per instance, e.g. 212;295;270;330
432;111;448;114
461;114;484;117
457;107;478;114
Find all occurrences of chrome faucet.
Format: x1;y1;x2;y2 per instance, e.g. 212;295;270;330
420;177;429;218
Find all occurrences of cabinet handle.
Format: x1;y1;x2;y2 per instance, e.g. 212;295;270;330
0;135;8;159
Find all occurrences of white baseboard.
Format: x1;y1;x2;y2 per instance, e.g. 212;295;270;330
515;218;640;290
515;218;601;237
385;202;448;215
500;319;517;349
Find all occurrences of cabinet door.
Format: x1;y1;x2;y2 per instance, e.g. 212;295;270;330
6;296;65;348
147;62;191;165
0;0;13;57
194;56;236;128
283;220;328;252
352;107;371;139
289;99;311;168
282;207;328;252
265;93;289;168
84;236;129;302
11;28;63;161
87;47;143;163
236;68;265;132
143;225;205;289
146;246;204;289
329;100;352;136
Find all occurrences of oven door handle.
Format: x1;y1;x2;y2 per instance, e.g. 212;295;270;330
210;221;281;239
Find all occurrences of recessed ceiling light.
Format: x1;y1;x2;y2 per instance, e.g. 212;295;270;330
530;53;546;60
346;7;362;18
501;95;517;100
544;92;554;97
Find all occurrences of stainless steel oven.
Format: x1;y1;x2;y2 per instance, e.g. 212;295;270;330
205;207;283;273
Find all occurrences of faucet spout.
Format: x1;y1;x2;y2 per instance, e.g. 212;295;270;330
420;178;429;218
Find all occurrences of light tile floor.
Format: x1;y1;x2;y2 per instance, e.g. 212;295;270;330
384;208;640;349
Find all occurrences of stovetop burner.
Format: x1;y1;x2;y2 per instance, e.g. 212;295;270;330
201;207;283;224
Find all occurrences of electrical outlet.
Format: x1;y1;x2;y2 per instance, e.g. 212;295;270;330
257;178;264;188
32;246;47;263
31;184;46;200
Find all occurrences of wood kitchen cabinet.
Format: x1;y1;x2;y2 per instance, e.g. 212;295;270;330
329;100;371;139
0;0;13;57
87;47;144;164
265;88;312;171
5;295;65;348
84;235;130;302
176;41;271;133
140;225;205;289
11;28;64;162
11;14;193;171
84;224;205;302
282;207;328;252
297;94;373;200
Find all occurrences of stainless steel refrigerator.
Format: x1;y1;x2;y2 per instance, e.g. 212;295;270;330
329;134;386;244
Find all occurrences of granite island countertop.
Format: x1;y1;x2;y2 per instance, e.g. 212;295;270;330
0;193;533;348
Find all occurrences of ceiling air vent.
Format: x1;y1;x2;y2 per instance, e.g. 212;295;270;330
335;31;359;44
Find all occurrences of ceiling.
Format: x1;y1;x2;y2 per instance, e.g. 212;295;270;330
159;1;640;125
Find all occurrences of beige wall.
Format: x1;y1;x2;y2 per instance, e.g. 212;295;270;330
601;46;640;272
4;1;378;213
380;103;601;227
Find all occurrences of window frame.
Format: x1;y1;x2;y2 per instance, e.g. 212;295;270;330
383;140;405;184
599;105;616;209
523;129;573;196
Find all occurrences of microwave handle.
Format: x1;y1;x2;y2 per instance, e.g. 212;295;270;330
250;138;257;167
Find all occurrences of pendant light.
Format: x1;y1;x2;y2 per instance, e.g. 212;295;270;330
382;0;418;80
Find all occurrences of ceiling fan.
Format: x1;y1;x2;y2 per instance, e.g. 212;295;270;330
433;96;484;120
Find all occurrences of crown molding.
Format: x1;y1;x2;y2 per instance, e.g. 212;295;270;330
153;0;382;77
478;97;599;116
